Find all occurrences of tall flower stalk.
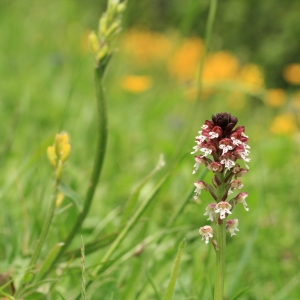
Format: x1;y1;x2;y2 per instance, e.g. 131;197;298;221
36;0;127;281
191;112;250;300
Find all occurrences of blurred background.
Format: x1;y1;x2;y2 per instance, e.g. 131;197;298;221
0;0;300;299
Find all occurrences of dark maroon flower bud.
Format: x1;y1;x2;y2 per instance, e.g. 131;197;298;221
211;112;238;137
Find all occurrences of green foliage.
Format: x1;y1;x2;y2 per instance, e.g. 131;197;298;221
0;0;299;299
163;240;185;300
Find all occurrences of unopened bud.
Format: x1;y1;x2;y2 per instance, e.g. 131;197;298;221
97;43;109;61
117;2;126;13
88;31;99;55
99;14;107;36
47;146;57;167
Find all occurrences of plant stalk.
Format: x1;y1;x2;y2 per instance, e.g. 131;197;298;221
41;66;108;278
29;179;59;268
214;220;226;300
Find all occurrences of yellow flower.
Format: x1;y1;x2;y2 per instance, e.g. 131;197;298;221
168;37;204;81
120;75;153;93
121;29;173;66
283;64;300;85
47;132;71;180
270;113;297;135
265;89;286;107
202;51;240;83
238;63;264;92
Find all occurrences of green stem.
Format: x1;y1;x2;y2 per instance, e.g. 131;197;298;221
214;220;226;300
29;179;59;268
42;66;108;278
195;0;218;103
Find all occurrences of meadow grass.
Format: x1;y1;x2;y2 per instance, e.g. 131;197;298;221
0;0;300;299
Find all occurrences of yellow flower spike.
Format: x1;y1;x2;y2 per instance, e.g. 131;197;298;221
47;146;57;167
88;31;100;55
61;143;71;163
56;192;65;207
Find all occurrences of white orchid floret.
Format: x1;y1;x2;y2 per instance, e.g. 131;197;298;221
204;203;217;221
235;192;249;211
193;180;207;199
215;201;232;219
226;219;239;237
191;144;201;154
209;131;219;139
199;225;214;244
200;147;213;157
220;154;236;171
192;156;207;174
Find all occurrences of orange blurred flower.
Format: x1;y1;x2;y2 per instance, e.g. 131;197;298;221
120;75;153;93
270;113;297;135
121;29;173;66
202;51;240;83
265;89;286;107
238;63;264;92
283;63;300;85
168;37;204;81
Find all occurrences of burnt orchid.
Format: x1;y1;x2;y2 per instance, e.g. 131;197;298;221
191;112;250;300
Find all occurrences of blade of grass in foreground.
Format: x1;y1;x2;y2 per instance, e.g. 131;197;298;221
163;239;186;300
121;154;165;225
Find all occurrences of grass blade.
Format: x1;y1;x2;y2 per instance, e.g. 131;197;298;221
163;239;186;300
34;243;65;283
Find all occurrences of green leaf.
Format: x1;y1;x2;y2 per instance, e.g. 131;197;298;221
230;287;250;300
58;182;82;212
121;154;165;224
163;239;186;300
34;243;65;282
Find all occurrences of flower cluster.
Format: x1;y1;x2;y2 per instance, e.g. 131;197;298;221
88;0;126;68
192;113;250;246
47;132;71;181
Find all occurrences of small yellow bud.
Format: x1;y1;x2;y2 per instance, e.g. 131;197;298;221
107;0;118;23
54;133;70;161
106;20;120;39
99;14;107;36
60;143;71;163
117;2;126;13
88;31;99;55
47;146;57;167
97;44;109;61
56;192;65;207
